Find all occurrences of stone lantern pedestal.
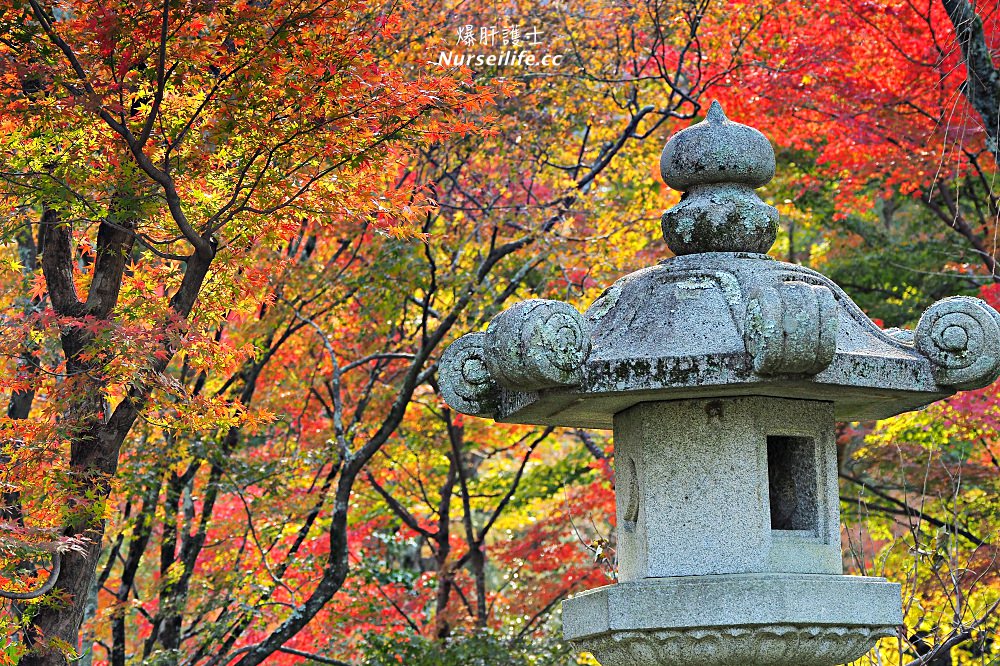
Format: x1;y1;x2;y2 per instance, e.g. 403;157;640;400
563;397;900;665
438;101;1000;666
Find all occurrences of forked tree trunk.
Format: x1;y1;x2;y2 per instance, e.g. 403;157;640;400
21;203;212;664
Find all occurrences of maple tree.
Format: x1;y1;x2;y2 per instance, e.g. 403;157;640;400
712;0;1000;281
3;0;1000;664
1;0;752;662
715;1;1000;663
0;0;483;662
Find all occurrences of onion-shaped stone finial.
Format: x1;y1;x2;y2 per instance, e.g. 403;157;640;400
439;332;500;417
915;296;1000;389
484;299;591;391
659;101;779;255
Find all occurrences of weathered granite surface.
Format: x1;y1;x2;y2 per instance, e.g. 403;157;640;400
438;332;498;418
563;574;902;638
573;625;895;666
443;249;1000;428
614;397;841;580
439;107;1000;428
563;574;901;666
660;102;778;255
483;298;591;390
915;295;1000;389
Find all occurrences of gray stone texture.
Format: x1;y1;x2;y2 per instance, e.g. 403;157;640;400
746;280;839;374
915;295;1000;389
661;183;779;255
659;102;778;256
562;574;902;639
613;397;841;580
437;332;498;417
659;102;775;190
440;257;1000;427
573;625;895;666
483;298;591;390
470;252;1000;429
563;574;901;666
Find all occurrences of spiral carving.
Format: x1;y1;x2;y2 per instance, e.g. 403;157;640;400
915;296;1000;389
484;299;591;391
744;281;838;375
438;333;500;417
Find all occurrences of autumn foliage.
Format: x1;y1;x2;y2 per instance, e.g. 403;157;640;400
2;0;1000;665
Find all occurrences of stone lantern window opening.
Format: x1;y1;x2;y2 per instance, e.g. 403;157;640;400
766;433;818;534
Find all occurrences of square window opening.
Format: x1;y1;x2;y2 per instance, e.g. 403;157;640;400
767;435;818;532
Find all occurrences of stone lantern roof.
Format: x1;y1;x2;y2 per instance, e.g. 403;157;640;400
440;101;1000;429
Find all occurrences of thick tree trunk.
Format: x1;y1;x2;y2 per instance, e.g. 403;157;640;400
22;409;132;664
21;206;128;663
24;536;106;664
941;0;1000;162
22;201;212;663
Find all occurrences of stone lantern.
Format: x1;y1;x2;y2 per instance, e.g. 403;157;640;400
438;101;1000;665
